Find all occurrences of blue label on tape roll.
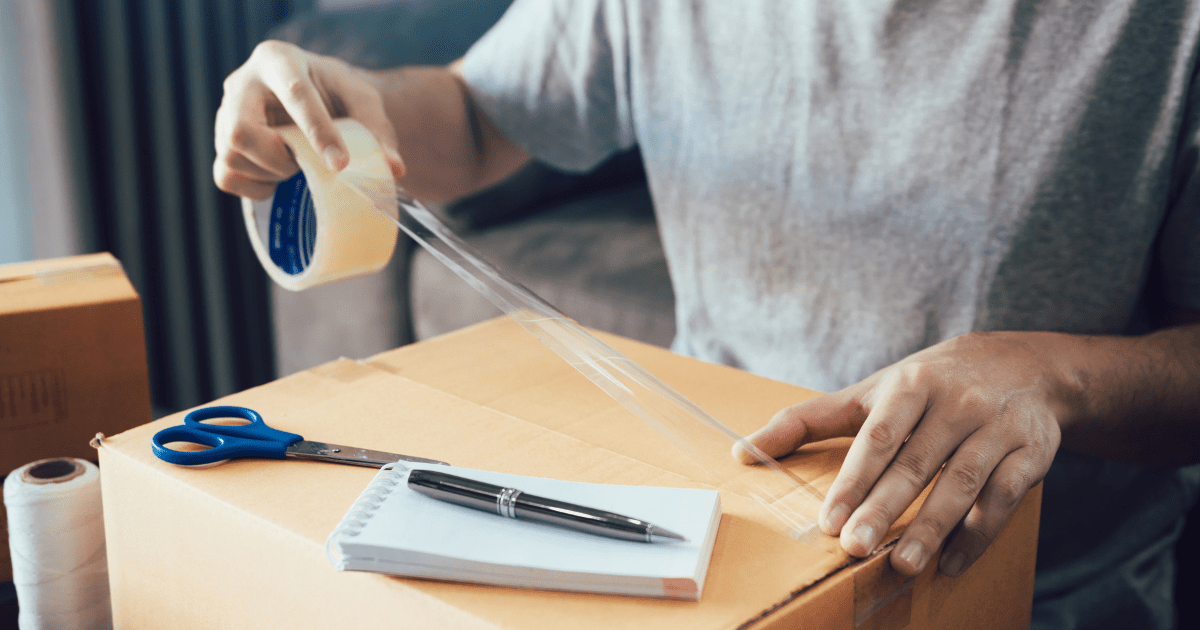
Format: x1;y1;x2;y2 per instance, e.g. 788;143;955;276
270;172;317;275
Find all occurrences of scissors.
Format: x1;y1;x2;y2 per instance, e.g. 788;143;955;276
151;405;449;468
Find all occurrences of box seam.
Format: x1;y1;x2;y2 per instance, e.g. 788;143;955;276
361;366;727;492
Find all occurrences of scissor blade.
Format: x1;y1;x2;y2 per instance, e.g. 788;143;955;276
285;441;449;468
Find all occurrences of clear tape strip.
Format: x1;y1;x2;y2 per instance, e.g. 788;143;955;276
342;169;826;541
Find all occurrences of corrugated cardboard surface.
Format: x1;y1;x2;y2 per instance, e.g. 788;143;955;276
0;252;151;583
99;318;1037;629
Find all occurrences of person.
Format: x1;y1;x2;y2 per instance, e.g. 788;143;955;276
213;1;1200;627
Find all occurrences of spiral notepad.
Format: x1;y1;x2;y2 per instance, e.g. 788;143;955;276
326;463;723;600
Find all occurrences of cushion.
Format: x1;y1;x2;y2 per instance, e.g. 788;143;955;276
411;185;676;347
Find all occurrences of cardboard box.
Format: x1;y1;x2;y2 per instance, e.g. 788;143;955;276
98;318;1038;629
1;253;152;582
0;252;151;468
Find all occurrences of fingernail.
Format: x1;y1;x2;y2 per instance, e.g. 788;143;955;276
323;145;346;171
822;503;850;534
732;440;755;464
898;540;926;571
844;522;876;556
941;552;965;576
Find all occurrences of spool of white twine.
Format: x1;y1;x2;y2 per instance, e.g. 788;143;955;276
4;458;111;630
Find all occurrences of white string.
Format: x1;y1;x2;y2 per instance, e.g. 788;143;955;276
4;458;112;630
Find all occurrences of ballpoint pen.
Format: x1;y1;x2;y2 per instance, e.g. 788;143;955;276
407;469;688;544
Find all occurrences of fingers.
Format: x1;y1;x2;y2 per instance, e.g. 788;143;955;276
217;136;298;184
934;451;1038;576
864;424;1011;574
213;110;297;199
214;40;408;202
214;44;305;197
320;68;407;178
216;113;298;181
819;372;930;536
212;163;277;200
252;43;348;172
734;391;867;464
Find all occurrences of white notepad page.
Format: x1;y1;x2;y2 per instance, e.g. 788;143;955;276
327;463;723;600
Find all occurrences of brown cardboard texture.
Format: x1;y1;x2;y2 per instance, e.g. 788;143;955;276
99;318;1038;629
1;253;151;582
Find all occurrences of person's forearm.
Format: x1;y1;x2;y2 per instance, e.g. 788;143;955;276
1048;320;1200;465
365;64;529;204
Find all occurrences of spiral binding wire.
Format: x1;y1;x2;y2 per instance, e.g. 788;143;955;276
325;463;407;568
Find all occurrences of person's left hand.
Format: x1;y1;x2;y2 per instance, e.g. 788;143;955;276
735;331;1065;577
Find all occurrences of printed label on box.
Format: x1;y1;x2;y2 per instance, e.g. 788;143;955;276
0;369;68;430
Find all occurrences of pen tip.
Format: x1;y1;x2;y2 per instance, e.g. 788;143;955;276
649;526;688;543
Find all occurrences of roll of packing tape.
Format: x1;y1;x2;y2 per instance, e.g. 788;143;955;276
242;118;399;291
4;458;110;630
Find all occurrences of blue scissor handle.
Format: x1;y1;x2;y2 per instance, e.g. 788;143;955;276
151;406;304;466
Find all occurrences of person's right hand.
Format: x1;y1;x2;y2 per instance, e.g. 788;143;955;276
213;40;406;200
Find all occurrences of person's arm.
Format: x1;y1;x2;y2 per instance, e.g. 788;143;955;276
1056;308;1200;462
736;309;1200;579
213;40;529;203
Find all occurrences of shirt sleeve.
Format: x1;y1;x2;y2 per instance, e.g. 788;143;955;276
461;0;636;173
1162;67;1200;312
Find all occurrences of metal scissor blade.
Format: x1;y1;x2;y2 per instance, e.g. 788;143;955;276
285;441;449;468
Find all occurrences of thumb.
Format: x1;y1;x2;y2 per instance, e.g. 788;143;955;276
733;392;866;464
357;116;404;179
382;144;407;180
317;62;407;179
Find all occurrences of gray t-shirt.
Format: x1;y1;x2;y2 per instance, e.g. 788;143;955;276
462;1;1200;627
